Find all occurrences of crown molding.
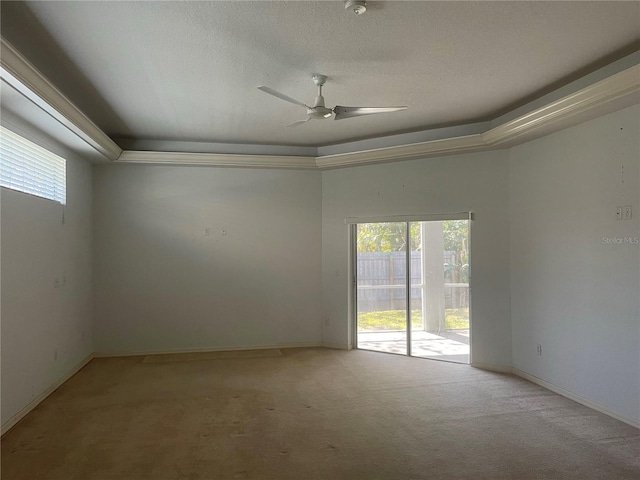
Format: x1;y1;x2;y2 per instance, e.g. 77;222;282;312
117;135;488;169
116;150;317;169
0;36;122;162
315;134;488;169
482;64;640;147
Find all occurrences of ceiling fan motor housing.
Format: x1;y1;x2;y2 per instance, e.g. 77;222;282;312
307;106;333;119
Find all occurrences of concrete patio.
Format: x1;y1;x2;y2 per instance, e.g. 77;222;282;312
357;329;470;364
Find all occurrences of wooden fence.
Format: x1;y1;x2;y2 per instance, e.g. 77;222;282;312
356;251;469;312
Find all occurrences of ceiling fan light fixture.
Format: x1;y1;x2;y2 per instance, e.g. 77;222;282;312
345;0;367;15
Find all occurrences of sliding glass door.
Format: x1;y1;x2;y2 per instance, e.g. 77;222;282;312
354;219;470;364
355;222;408;355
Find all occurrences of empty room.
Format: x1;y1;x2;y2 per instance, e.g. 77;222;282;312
1;1;639;479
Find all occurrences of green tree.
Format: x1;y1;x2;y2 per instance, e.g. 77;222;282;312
357;222;420;252
443;220;469;282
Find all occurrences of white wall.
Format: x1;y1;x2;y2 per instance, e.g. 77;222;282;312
1;150;93;427
509;105;640;424
3;101;637;429
321;151;512;369
93;164;322;354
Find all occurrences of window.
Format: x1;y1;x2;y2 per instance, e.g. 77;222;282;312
0;126;66;204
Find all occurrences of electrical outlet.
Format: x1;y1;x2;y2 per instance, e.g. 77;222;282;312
324;317;330;326
616;207;623;220
54;278;60;288
536;344;542;356
204;227;211;236
623;205;632;220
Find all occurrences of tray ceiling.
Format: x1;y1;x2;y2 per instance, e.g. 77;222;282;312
1;1;639;148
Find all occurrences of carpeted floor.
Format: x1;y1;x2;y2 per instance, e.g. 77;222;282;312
2;347;639;479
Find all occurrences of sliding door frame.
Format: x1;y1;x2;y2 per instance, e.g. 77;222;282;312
405;221;412;357
349;213;473;363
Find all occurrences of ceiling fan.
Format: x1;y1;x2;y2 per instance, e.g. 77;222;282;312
257;74;407;127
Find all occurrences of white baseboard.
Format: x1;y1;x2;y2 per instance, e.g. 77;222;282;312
93;342;323;358
470;362;513;373
512;368;640;429
1;353;95;436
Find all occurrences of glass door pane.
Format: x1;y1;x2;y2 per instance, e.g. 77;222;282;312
410;221;470;364
355;222;407;355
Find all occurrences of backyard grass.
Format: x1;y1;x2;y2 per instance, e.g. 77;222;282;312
358;308;469;331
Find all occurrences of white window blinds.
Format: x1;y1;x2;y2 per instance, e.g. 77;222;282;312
0;126;66;204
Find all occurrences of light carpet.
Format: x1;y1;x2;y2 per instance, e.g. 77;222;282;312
2;348;638;479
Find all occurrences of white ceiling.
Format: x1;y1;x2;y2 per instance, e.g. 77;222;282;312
1;1;639;148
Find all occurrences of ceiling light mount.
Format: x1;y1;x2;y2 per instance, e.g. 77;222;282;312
345;0;367;15
312;74;327;87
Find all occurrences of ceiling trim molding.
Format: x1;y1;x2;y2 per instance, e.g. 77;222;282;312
482;64;640;146
116;150;317;169
315;134;488;169
118;135;489;170
0;36;122;162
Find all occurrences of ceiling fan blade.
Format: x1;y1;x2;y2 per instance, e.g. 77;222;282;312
258;86;308;108
286;118;311;128
333;106;407;120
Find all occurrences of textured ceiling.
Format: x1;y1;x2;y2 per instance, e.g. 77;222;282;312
1;1;639;147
